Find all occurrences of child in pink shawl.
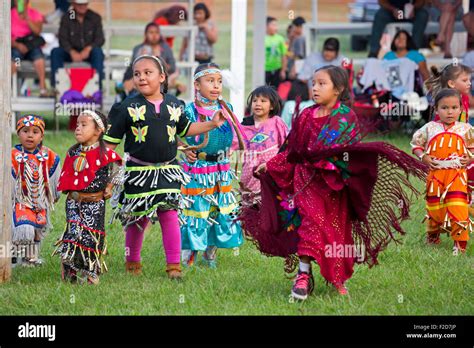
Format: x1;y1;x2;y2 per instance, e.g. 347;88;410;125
233;86;288;202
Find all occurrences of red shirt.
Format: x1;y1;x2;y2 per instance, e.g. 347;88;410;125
153;17;174;48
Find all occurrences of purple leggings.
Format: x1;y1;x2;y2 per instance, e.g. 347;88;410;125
125;210;181;264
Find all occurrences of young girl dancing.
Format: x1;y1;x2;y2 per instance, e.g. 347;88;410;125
180;63;245;268
426;63;472;123
411;89;473;254
237;86;288;204
241;65;426;300
12;115;61;266
54;110;122;285
425;63;474;211
104;56;227;279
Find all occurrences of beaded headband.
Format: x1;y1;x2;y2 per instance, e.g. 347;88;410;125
194;68;222;81
16;115;45;134
133;54;166;75
81;110;105;132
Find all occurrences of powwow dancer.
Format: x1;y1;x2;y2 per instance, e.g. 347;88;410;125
104;55;227;279
241;65;426;300
12;115;61;266
411;88;474;254
237;86;288;205
180;63;246;268
54;110;122;285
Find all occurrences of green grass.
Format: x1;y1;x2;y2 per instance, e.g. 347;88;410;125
1;128;473;315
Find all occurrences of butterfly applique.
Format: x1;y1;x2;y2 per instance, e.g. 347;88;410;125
127;105;146;122
167;105;182;123
131;126;149;143
167;125;176;143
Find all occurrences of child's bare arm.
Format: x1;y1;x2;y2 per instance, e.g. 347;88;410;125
104;182;114;200
105;161;123;200
185;110;226;136
105;142;118;151
414;149;438;170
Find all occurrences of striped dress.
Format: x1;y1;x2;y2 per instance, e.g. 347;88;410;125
180;100;243;258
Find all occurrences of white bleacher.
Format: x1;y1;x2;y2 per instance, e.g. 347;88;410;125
304;20;467;69
11;0;198;123
12;24;198;114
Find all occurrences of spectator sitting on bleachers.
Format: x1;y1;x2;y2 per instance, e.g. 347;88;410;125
463;0;474;40
153;5;188;49
430;0;463;59
291;37;346;100
368;0;429;57
50;0;105;89
11;0;48;97
179;2;218;64
122;22;184;98
383;30;430;81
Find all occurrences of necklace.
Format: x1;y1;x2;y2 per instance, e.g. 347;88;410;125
74;142;99;173
80;142;100;152
196;91;219;107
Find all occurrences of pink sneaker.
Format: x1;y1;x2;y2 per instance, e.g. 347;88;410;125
335;282;348;295
291;271;314;300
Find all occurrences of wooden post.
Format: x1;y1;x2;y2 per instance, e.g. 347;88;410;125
0;0;12;283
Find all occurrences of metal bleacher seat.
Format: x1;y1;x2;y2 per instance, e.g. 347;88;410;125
11;4;199;131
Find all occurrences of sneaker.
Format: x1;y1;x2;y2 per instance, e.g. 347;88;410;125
335;282;348;295
291;271;314;300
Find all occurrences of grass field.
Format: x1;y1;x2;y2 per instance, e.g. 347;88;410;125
0;129;473;316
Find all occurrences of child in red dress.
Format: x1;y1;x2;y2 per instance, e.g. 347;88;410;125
243;66;426;300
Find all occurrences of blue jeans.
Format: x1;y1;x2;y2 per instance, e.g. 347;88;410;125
11;47;44;62
369;7;429;55
50;46;104;87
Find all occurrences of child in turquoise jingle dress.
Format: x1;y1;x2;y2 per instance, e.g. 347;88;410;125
180;63;245;267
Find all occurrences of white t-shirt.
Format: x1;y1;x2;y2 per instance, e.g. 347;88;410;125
360;57;418;99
